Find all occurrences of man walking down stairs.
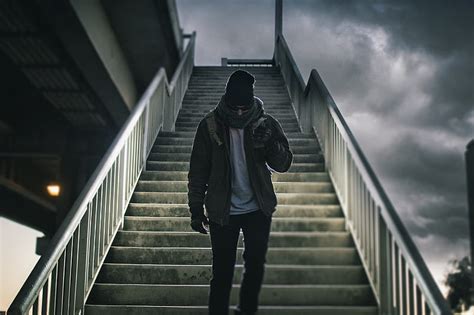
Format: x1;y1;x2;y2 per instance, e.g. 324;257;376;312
187;69;293;315
85;65;378;315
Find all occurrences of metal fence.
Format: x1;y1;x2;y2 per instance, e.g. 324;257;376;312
7;32;196;315
274;33;452;315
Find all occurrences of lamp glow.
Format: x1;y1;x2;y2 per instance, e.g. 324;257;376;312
47;184;61;197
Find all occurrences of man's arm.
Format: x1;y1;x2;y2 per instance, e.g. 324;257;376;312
264;116;293;173
187;119;212;217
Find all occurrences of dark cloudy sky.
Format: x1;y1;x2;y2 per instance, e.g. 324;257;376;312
176;0;474;293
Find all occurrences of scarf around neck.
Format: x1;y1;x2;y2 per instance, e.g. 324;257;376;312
215;94;264;129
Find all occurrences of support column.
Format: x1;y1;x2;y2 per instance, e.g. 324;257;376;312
275;0;282;42
465;139;474;304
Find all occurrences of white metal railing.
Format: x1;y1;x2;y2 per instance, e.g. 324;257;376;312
274;33;452;315
7;31;196;315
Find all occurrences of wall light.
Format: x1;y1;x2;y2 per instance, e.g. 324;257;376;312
46;184;61;197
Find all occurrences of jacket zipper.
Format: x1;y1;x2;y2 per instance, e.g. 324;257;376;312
245;126;265;213
221;124;232;226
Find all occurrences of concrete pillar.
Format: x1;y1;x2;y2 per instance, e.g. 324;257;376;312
275;0;283;42
466;139;474;303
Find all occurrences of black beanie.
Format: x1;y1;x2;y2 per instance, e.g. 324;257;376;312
224;70;255;109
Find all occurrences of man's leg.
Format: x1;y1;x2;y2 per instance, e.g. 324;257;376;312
237;209;272;314
208;216;241;315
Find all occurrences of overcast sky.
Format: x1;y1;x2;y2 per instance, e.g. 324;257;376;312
176;0;474;293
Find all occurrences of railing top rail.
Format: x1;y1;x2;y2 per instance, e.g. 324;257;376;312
275;33;451;313
8;32;196;313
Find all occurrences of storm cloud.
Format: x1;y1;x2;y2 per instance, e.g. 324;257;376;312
176;0;474;291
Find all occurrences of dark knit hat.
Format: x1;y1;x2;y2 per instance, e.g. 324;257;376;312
224;70;255;109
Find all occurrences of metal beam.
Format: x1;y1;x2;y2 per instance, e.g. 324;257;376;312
275;0;283;42
466;139;474;304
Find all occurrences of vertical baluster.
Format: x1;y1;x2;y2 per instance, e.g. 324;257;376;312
143;102;150;167
62;241;72;315
111;161;118;228
378;210;393;314
344;142;348;209
346;155;352;222
70;228;80;314
55;254;65;314
126;137;131;198
415;284;423;315
408;270;415;315
361;184;367;260
49;265;57;315
355;172;361;241
134;119;139;178
401;255;408;315
100;183;107;257
105;172;111;247
424;299;432;315
95;191;102;270
32;297;39;315
89;199;97;283
41;278;49;314
393;243;400;314
122;143;129;222
371;199;377;282
76;210;90;314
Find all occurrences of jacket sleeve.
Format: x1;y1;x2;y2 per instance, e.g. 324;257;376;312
264;116;293;173
187;119;212;212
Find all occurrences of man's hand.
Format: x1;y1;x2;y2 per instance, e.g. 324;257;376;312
190;208;209;234
253;120;273;146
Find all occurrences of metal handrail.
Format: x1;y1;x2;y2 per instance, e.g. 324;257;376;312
7;31;196;315
274;33;452;314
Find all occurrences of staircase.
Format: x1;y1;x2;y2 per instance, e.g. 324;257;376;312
85;66;378;314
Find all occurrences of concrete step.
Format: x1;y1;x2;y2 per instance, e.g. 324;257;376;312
178;107;296;114
183;94;289;101
139;171;330;182
113;231;354;247
174;126;302;133
106;246;359;265
181;100;291;106
184;91;289;97
187;82;285;88
84;305;378;315
158;131;315;139
123;217;346;232
126;204;343;218
148;153;324;163
154;137;319;147
175;116;297;124
131;192;337;205
144;161;325;172
175;125;301;133
173;121;300;129
87;283;375;306
176;113;297;121
96;264;366;285
135;180;331;193
150;144;321;154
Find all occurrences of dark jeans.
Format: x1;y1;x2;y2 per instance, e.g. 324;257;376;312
208;209;272;315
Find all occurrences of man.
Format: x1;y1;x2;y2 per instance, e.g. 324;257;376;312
187;69;293;315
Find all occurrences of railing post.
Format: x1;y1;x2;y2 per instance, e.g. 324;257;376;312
378;208;393;315
466;139;474;304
